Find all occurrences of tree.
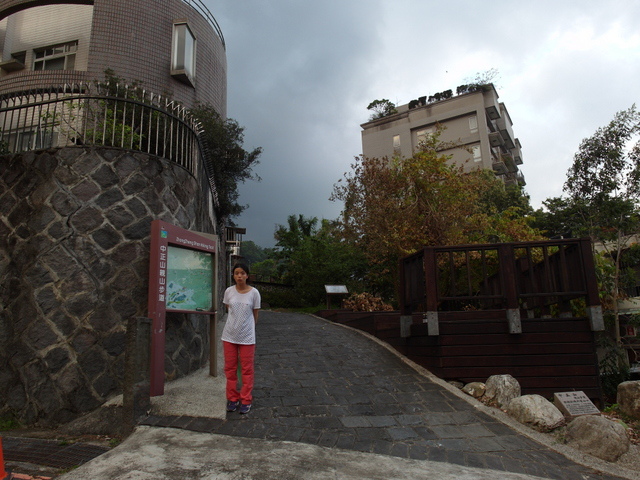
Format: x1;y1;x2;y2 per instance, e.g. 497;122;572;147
285;219;367;305
274;214;319;259
366;99;397;121
331;129;538;298
240;241;270;265
562;105;640;344
529;196;586;238
190;104;262;221
270;215;367;306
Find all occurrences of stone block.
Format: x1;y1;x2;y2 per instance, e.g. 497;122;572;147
70;205;104;232
462;382;486;398
617;381;640;419
92;224;122;250
71;178;101;202
566;415;629;462
484;374;521;408
507;394;565;432
92;164;120;188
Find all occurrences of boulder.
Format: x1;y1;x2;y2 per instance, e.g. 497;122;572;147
565;415;630;462
484;374;521;408
506;394;565;432
617;380;640;419
462;382;486;398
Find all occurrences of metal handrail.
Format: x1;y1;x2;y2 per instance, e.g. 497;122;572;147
180;0;225;49
0;82;219;208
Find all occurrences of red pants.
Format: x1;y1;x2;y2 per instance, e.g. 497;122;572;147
223;341;255;405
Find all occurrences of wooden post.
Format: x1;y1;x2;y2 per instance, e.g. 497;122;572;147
423;247;439;336
499;243;521;334
209;313;217;376
122;317;151;435
0;437;9;480
400;315;412;338
398;257;408;315
580;238;604;331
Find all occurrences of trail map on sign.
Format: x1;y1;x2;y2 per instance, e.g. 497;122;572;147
166;246;213;311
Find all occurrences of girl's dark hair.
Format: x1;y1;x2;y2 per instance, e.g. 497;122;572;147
232;263;250;277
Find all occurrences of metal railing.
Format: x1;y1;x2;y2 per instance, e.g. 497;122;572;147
0;82;219;209
181;0;225;49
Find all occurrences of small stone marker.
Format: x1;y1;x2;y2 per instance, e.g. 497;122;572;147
553;391;600;419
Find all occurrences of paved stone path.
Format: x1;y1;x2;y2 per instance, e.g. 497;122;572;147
143;311;625;480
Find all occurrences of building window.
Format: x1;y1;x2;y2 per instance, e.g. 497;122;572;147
393;135;401;155
472;144;482;162
469;115;478;134
171;22;196;86
415;127;434;146
13;129;57;151
33;41;77;71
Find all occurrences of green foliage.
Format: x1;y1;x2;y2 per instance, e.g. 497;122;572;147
190;103;262;221
559;105;640;244
478;178;533;217
240;241;270;264
90;69;149;147
271;215;368;306
534;106;640;345
251;258;279;280
0;414;20;431
366;99;397;120
274;214;319;260
619;243;640;268
597;333;631;400
565;105;640;204
530;196;586;238
98;70;262;222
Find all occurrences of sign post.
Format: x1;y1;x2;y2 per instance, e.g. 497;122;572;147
325;285;348;309
148;220;218;396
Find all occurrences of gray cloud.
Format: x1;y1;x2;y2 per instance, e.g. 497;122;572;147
207;0;640;247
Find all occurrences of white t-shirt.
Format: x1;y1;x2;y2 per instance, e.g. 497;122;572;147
222;286;261;345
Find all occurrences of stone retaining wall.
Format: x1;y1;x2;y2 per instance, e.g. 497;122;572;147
0;146;219;425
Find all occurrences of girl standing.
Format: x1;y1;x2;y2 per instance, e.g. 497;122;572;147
222;263;260;414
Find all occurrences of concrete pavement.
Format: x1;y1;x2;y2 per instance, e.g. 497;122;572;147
60;311;637;480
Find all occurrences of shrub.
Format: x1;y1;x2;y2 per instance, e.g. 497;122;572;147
342;292;393;312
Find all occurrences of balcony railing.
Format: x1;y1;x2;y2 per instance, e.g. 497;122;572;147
181;0;225;49
0;82;219;210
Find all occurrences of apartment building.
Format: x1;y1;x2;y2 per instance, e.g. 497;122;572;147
361;84;525;187
0;0;227;114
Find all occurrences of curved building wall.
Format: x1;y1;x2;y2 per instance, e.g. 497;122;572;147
0;146;216;425
0;0;226;115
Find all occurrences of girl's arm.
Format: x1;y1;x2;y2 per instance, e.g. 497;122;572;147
253;309;259;324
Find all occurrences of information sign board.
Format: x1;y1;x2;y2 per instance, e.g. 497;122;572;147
553;391;600;418
147;220;217;396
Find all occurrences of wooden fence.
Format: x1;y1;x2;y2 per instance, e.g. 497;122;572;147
318;238;605;405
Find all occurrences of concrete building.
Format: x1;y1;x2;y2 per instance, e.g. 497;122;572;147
360;84;525;187
0;0;230;425
0;0;226;114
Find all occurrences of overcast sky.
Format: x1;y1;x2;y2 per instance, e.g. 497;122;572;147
207;0;640;248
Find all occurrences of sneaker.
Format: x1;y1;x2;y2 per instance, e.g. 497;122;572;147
239;403;252;414
227;400;239;412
